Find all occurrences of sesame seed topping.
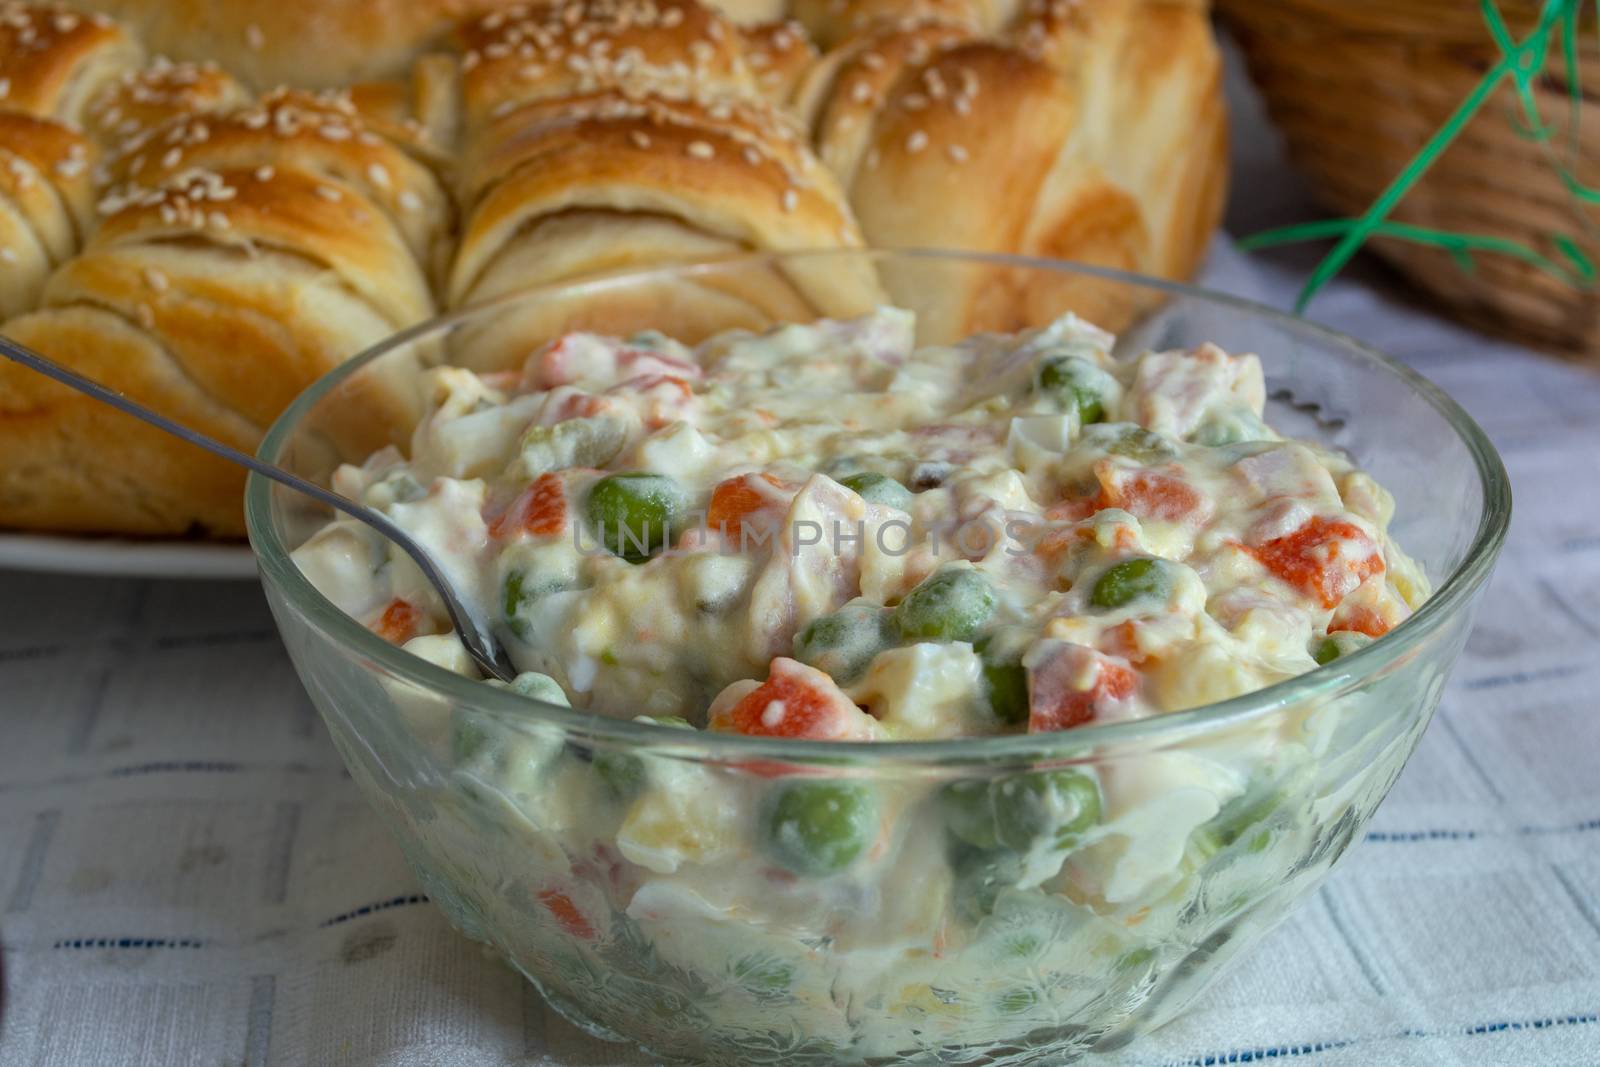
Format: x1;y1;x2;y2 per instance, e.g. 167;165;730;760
135;303;155;328
630;129;651;148
850;81;871;104
742;146;761;166
398;190;422;212
143;267;169;291
0;248;16;264
906;130;928;153
686;140;714;159
366;163;391;189
781;188;797;212
316;185;342;201
255;165;275;181
946;144;968;163
245;22;263;49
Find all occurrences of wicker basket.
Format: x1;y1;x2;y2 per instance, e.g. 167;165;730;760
1218;0;1600;359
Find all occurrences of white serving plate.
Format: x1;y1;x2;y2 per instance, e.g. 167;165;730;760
0;531;258;580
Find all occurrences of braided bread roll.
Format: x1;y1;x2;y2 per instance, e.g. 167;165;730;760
0;3;135;315
447;0;877;368
65;0;784;90
793;0;1223;337
0;90;446;535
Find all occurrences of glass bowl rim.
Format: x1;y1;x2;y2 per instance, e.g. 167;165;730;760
245;247;1511;765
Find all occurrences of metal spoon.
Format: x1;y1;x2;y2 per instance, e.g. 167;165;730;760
0;335;518;682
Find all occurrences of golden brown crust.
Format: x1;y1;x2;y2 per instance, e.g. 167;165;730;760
348;53;465;160
0;1;142;123
83;58;250;148
454;0;756;131
739;19;816;102
66;0;508;89
453;91;859;298
0;111;93;315
0;305;264;536
792;19;973;183
104;89;455;286
0;85;439;536
0;0;1228;537
790;0;1000;49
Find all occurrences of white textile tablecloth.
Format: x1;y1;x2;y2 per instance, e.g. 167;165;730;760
5;52;1600;1067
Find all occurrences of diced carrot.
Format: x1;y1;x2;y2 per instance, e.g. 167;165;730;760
372;598;423;644
1100;620;1146;663
551;391;607;421
1329;605;1390;638
724;658;875;741
489;473;567;540
608;373;693;398
1028;645;1137;733
707;472;789;540
536;889;595;940
1251;516;1384;610
1102;470;1203;523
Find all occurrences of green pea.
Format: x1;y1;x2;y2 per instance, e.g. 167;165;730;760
941;769;1101;854
992;769;1101;852
949;844;1024;923
1037;354;1113;426
1313;631;1374;666
506;671;570;705
1090;558;1172;611
502;568;573;639
996;987;1041;1015
793;603;896;684
730;954;794;999
517;415;629;478
592;715;692;800
593;750;646;799
452;714;493;764
975;629;1031;726
760;781;877;876
940;780;1002;851
1191;407;1272;447
839;471;915;511
585;472;685;563
1116;947;1154;972
1195;785;1283;857
894;567;997;642
1102;424;1176;464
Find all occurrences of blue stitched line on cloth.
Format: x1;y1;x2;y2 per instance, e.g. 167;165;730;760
1364;816;1600;843
319;894;431;928
50;894;434;950
53;936;205;950
1460;665;1585;691
1171;1011;1600;1065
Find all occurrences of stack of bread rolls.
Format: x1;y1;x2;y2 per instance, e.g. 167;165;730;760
0;0;1225;538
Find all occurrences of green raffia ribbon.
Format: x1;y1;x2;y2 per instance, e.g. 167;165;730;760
1239;0;1600;313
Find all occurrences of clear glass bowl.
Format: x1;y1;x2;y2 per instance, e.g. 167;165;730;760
245;250;1510;1065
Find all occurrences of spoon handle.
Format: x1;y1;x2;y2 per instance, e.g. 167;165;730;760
0;334;517;681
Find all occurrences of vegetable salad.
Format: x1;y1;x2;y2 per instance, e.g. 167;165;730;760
293;308;1428;1056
